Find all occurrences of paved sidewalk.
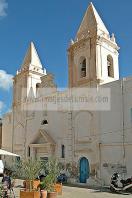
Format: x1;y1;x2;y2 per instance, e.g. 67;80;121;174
61;186;131;198
13;185;131;198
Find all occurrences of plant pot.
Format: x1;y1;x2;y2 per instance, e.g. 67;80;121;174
20;190;40;198
25;180;40;190
41;190;47;198
47;192;57;198
54;183;62;195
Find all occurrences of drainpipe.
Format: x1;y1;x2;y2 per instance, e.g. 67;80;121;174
121;79;126;177
12;104;15;154
99;142;105;189
99;143;102;180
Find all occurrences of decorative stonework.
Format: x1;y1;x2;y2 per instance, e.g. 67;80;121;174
41;74;56;88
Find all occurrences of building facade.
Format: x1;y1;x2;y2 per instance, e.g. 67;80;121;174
2;3;132;185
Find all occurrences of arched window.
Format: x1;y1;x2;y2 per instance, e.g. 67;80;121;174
107;55;114;78
79;57;86;78
36;83;40;88
41;120;48;125
61;145;65;158
36;83;41;97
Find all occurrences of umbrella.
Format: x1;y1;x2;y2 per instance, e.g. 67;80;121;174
0;149;20;157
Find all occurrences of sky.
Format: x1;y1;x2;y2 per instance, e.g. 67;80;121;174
0;0;132;116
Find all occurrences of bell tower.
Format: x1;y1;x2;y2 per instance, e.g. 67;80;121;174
68;3;119;88
13;42;46;106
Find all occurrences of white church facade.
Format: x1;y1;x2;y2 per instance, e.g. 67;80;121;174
2;3;132;185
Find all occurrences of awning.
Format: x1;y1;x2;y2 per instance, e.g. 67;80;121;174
0;149;20;157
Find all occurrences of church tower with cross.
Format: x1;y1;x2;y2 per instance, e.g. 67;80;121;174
68;3;119;88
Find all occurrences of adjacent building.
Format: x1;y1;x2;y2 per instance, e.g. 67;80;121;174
0;118;2;149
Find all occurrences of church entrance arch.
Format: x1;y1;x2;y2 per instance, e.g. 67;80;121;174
79;157;89;183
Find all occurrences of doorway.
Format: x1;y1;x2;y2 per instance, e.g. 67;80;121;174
79;157;89;183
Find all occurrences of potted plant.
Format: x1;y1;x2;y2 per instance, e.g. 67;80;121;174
15;159;42;198
44;174;57;198
38;180;47;198
44;158;60;198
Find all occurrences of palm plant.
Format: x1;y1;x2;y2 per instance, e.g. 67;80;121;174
15;159;43;191
44;158;60;193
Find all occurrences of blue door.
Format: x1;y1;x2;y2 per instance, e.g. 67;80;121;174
79;157;89;183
